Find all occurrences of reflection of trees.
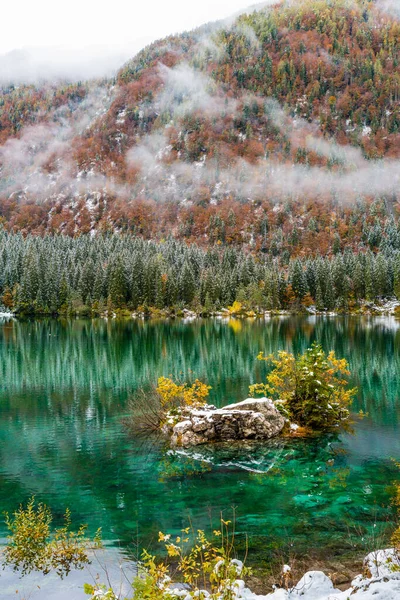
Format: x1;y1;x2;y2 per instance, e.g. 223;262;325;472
0;316;399;562
1;317;399;421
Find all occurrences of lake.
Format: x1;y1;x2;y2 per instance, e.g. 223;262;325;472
0;316;399;589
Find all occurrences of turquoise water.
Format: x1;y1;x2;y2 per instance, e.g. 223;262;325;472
0;316;399;569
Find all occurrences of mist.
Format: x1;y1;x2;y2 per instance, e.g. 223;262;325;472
0;84;115;202
127;139;400;205
0;41;151;84
376;0;400;19
157;63;237;117
2;0;400;217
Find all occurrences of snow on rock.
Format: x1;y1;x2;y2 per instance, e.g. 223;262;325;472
226;398;277;412
116;108;127;124
239;549;400;600
289;571;339;598
374;299;400;314
168;398;286;447
363;548;400;578
88;550;400;600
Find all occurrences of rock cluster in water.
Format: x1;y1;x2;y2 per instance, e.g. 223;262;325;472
167;398;286;447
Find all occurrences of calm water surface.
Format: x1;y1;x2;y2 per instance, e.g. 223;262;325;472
0;316;399;571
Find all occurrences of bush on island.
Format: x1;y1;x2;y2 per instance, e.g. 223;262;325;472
250;343;356;430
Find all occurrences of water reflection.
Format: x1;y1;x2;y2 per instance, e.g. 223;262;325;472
0;317;399;565
0;549;136;600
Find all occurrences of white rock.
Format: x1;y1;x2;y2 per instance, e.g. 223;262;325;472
290;571;338;598
239;549;400;600
363;548;399;579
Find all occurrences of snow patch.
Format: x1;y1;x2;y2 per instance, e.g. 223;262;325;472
244;548;400;599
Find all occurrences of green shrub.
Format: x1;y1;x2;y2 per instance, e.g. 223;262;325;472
250;342;356;430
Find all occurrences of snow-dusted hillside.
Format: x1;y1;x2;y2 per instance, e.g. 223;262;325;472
3;0;400;245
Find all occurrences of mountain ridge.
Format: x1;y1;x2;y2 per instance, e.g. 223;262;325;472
1;0;400;257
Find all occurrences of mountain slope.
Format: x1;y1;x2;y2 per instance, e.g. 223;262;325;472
1;0;400;256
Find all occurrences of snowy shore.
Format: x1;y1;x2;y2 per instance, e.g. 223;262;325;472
2;547;399;599
243;549;400;600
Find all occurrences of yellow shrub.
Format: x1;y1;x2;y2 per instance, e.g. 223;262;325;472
85;517;251;600
227;301;244;315
249;343;356;430
156;377;211;408
156;377;184;406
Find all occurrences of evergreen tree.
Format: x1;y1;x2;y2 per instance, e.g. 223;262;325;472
365;254;376;301
353;259;365;301
179;261;196;305
394;254;400;299
109;256;128;306
305;261;317;301
290;260;308;300
332;256;349;309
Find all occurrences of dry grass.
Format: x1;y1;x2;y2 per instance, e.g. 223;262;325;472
123;386;164;436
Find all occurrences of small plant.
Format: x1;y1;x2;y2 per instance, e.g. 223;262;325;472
85;516;250;600
3;497;102;578
249;342;356;430
227;301;245;316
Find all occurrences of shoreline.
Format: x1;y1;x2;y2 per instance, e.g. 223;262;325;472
2;300;400;321
0;543;397;599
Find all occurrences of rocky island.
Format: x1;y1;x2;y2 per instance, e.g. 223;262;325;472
165;398;286;447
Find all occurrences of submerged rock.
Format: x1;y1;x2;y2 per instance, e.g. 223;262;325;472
170;398;286;447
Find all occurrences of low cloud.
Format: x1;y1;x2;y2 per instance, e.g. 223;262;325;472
126;128;400;205
0;40;151;84
0;85;114;200
376;0;400;18
157;63;237;117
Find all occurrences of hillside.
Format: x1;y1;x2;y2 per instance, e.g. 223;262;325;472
1;0;400;257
